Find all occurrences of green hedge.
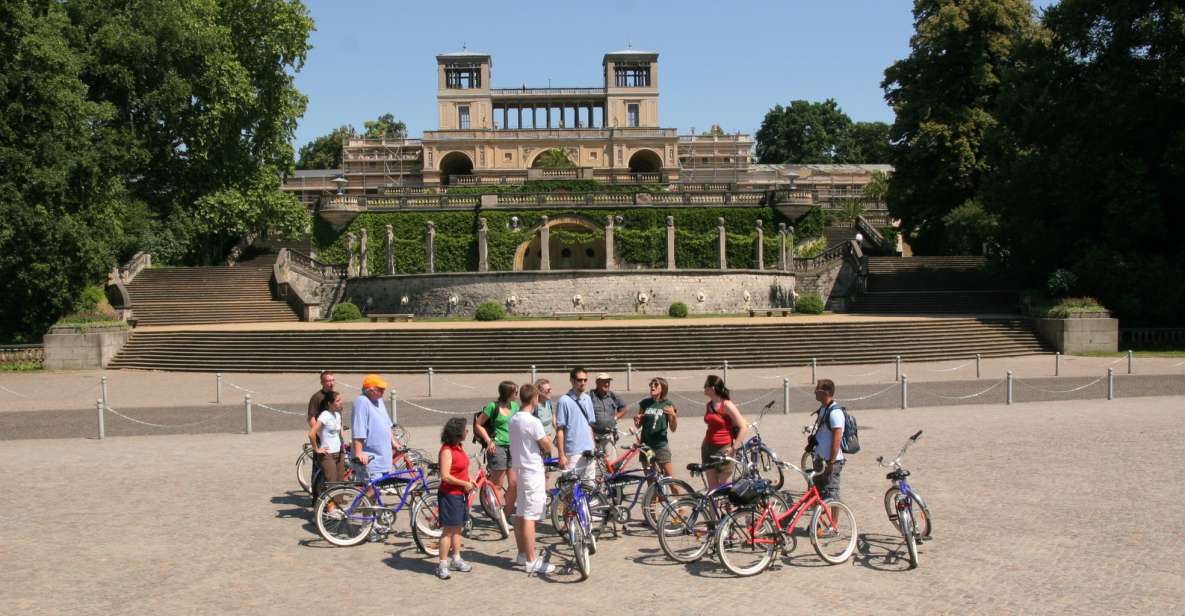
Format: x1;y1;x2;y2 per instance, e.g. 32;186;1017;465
314;206;828;273
796;293;826;314
330;302;362;321
474;301;506;321
445;180;666;195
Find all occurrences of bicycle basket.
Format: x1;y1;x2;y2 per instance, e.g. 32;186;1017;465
727;478;772;506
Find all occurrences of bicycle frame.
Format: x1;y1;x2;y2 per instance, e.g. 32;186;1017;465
339;466;430;522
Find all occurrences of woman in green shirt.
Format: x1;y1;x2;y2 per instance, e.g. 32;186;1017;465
634;377;678;479
476;380;519;521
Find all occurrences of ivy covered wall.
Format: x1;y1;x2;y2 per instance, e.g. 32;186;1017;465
313;206;826;274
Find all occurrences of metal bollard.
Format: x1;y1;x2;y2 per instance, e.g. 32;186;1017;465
626;362;633;392
811;357;817;384
96;399;105;440
427;367;434;398
390;389;398;424
1127;350;1133;375
530;364;537;384
901;375;908;409
100;376;109;414
783;377;790;415
1006;371;1013;405
1107;368;1114;400
723;360;729;385
895;355;901;382
1055;352;1060;377
976;353;982;379
216;372;223;404
244;395;253;435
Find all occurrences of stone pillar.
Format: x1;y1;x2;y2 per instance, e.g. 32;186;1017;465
665;216;676;270
346;233;358;278
539;216;551;271
358;228;369;277
755;219;764;271
426;221;436;274
718;217;727;270
477;217;489;272
604;215;616;270
384;224;394;275
778;223;787;271
787;225;796;261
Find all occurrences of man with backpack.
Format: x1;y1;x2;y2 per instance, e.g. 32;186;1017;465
811;379;855;510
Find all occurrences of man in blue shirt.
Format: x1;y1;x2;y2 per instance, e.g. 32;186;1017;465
351;374;395;482
555;367;595;474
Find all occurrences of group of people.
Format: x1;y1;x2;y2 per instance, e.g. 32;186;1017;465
303;368;850;580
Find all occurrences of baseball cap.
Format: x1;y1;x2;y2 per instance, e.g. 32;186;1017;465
361;374;388;390
595;373;612;381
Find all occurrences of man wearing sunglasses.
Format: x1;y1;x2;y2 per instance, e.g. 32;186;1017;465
555;367;596;474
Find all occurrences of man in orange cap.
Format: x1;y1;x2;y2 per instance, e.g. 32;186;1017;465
351;374;396;492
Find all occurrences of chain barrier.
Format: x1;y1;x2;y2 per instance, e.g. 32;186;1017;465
669;391;704;405
1062;355;1125;366
0;379;99;399
1171;359;1185;368
400;398;474;416
911;378;1006;400
732;387;785;407
836;382;900;402
665;365;725;380
1013;374;1107;395
253;401;306;417
438;376;476;390
921;360;974;373
104;405;233;429
225;381;261;395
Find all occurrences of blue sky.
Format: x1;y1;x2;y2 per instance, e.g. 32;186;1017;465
293;0;1053;147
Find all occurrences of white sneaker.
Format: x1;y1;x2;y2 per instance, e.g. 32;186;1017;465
436;563;451;580
527;558;556;575
450;557;472;572
514;552;528;566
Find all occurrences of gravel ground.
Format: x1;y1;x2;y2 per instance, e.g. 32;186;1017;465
2;396;1182;614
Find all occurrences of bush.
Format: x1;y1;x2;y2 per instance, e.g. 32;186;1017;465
668;302;688;318
1046;297;1108;318
795;293;826;314
474;301;506;321
330;302;362;322
75;285;106;313
1046;269;1078;298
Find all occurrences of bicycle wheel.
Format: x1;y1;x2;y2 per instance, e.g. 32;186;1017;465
410;492;442;556
758;447;786;490
478;483;509;538
550;494;569;536
297;447;314;494
716;508;778;576
909;492;933;539
656;497;714;563
800;450;817;475
883;486;901;523
586;491;611;538
809;500;857;564
567;518;591;580
900;506;918;568
314;486;374;547
641;478;694;530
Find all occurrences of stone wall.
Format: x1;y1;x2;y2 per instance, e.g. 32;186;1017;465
43;326;130;370
343;270;797;317
796;258;853;311
1033;317;1119;353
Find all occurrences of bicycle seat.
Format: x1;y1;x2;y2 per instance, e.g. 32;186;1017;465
427;462;440;472
886;469;910;480
685;463;706;474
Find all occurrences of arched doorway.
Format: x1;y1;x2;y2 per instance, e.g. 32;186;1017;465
530;149;575;169
514;215;606;270
439;152;473;185
627;149;662;173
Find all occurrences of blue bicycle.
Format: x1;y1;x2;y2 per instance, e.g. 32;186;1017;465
313;460;439;551
877;430;932;568
549;452;601;580
734;401;786;490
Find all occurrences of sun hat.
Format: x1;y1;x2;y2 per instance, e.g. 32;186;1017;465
361;374;388;390
595;373;612;381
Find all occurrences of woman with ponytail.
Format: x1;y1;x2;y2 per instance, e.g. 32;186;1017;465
701;375;747;489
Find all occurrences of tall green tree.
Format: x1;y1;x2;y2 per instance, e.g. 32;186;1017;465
755;99;854;164
848;121;892;162
881;0;1037;254
363;113;407;139
297;125;354;169
983;0;1185;324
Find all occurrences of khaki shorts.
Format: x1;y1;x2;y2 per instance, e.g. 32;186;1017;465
701;441;733;474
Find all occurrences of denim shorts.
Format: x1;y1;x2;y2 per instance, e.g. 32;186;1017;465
438;492;469;528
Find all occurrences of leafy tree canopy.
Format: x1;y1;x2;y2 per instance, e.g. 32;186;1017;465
755;100;891;165
296;125;354;169
363;113;407;139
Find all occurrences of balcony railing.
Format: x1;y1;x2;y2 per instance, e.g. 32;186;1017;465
423;128;677;140
491;87;606;96
322;190;772;211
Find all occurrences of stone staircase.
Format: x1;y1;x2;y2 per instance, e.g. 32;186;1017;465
126;255;299;326
850;256;1019;314
108;317;1047;372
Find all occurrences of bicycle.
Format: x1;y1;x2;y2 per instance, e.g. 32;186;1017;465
309;444;434;505
600;438;695;531
298;423;409;494
714;460;858;576
878;429;932;568
654;453;788;564
551;452;601;580
312;458;438;552
733;401;786;490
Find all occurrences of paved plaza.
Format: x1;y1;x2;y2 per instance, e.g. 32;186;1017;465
2;395;1183;614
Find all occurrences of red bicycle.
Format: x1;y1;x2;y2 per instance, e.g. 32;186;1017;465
714;461;858;576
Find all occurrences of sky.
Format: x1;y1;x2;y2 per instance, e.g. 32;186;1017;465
292;0;1054;148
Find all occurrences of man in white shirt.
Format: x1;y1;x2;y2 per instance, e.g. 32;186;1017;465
509;383;554;575
812;378;845;534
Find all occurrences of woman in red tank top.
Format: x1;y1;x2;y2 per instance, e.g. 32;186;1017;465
436;418;474;578
701;374;747;489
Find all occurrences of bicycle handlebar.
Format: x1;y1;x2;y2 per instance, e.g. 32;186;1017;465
878;430;923;469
